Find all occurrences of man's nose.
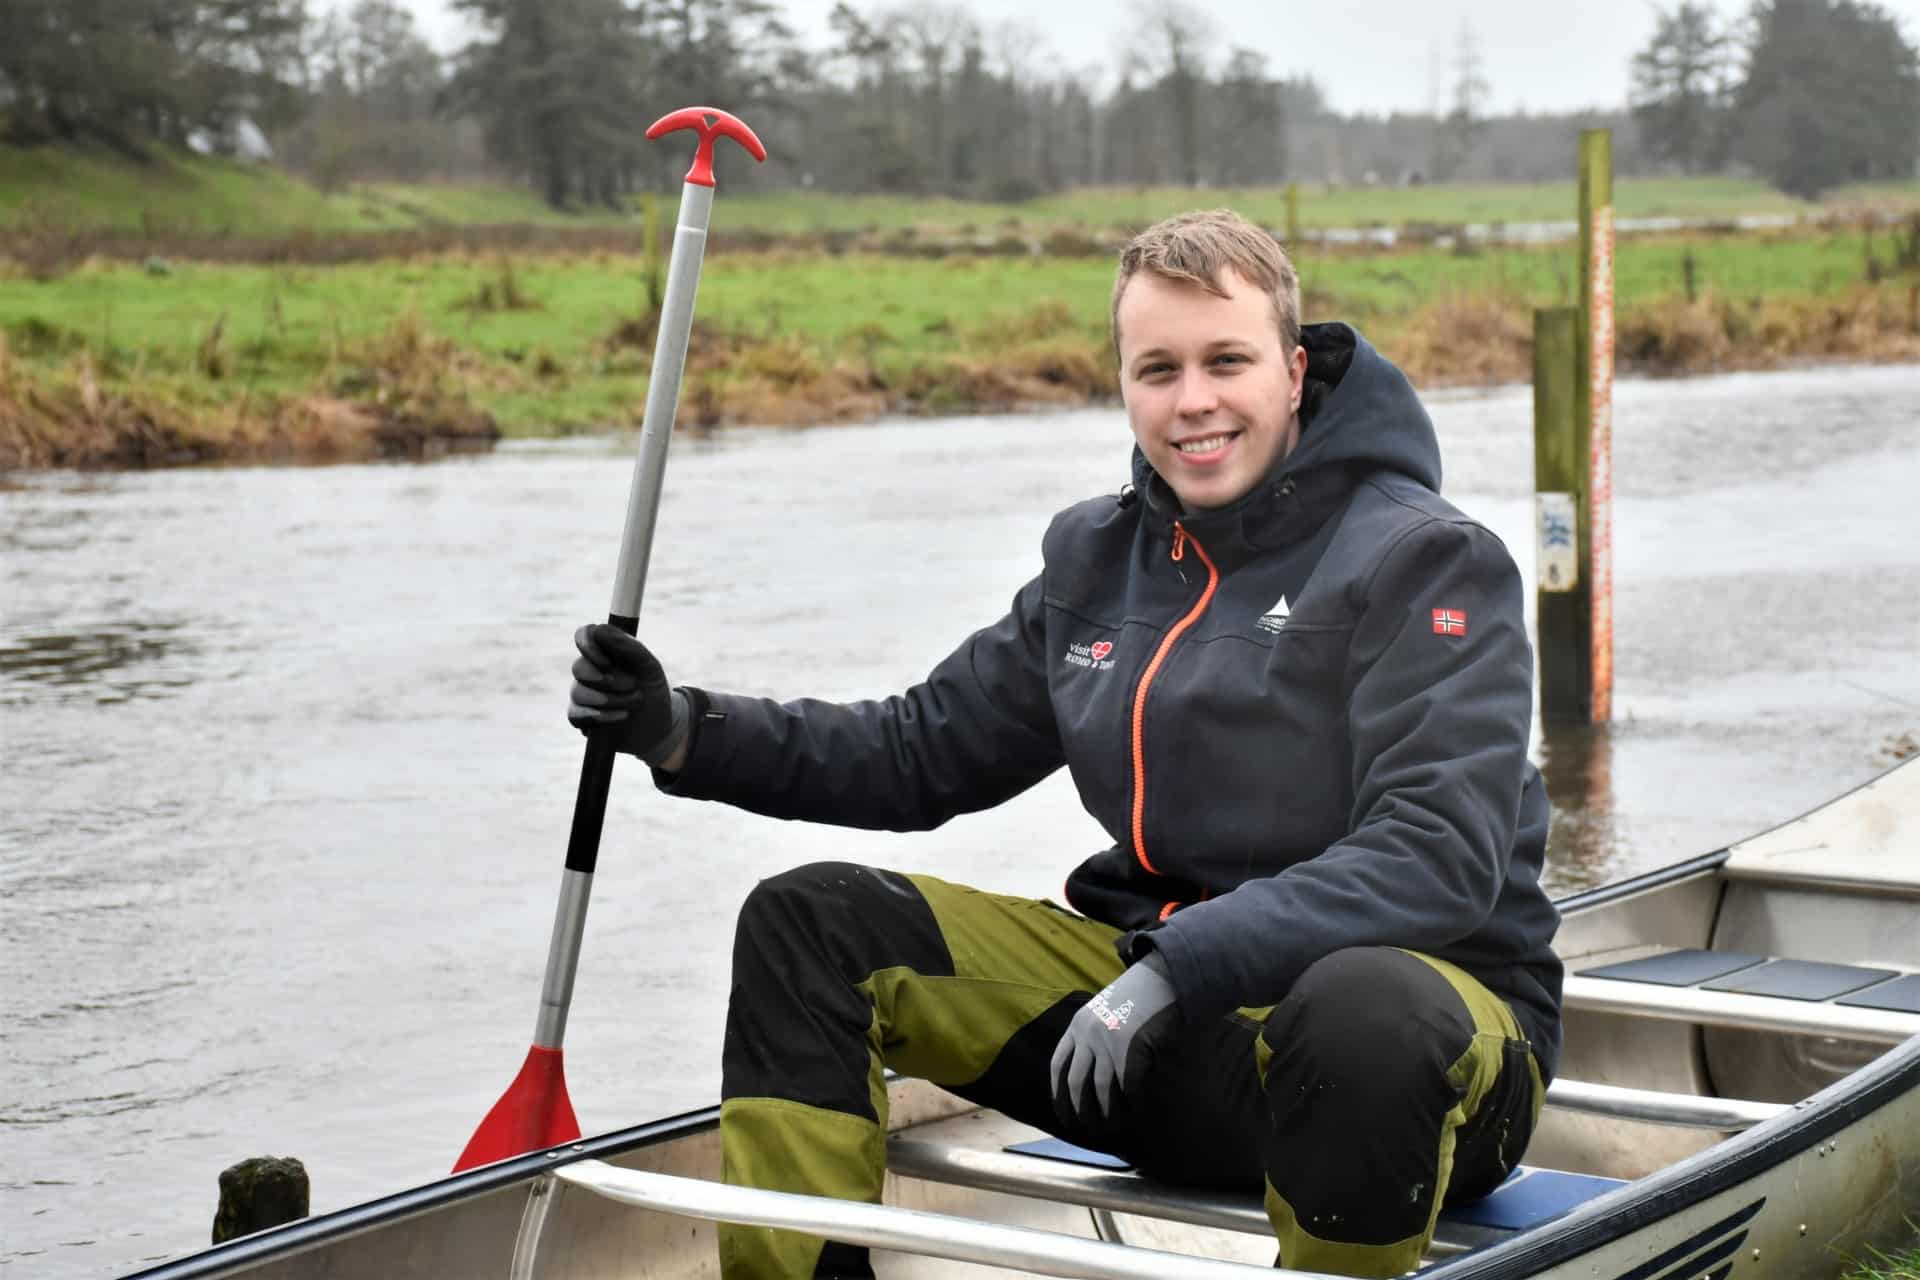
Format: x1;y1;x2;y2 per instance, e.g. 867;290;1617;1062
1175;369;1218;416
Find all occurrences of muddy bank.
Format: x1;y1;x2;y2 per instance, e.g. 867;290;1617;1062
0;370;498;470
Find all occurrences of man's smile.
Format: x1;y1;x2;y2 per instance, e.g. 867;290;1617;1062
1172;431;1240;458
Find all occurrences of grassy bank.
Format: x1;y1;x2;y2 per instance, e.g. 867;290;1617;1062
7;144;1920;242
0;146;594;235
3;145;1919;468
709;175;1920;237
5;219;1918;469
1844;1244;1920;1279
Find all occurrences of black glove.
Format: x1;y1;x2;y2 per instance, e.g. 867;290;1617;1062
567;623;690;767
1049;951;1180;1136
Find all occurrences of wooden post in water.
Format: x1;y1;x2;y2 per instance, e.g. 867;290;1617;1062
212;1156;309;1243
1533;307;1588;720
1574;129;1615;723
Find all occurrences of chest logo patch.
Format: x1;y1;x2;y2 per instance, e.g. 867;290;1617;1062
1256;594;1291;634
1066;640;1117;670
1432;608;1468;636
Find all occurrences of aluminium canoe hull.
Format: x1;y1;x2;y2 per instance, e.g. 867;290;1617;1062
123;758;1920;1279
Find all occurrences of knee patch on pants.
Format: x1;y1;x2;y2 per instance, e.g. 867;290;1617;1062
1256;947;1544;1276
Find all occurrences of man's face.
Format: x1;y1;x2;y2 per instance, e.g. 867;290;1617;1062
1115;269;1307;512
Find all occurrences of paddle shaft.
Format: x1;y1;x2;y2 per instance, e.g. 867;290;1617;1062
534;181;715;1051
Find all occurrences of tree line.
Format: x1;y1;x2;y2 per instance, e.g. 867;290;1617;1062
1631;0;1919;198
1;0;1914;207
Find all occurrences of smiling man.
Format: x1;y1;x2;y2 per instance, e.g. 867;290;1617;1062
1112;218;1309;512
569;209;1562;1278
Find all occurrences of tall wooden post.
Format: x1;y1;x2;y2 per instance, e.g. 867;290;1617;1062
1533;307;1587;721
1575;130;1615;723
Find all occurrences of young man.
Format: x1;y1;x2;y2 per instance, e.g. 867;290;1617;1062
568;209;1562;1278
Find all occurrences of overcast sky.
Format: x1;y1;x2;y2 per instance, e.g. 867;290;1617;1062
390;0;1920;117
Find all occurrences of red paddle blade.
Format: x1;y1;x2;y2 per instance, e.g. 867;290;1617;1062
453;1045;581;1172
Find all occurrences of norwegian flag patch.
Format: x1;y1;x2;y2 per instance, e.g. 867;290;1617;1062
1432;609;1467;636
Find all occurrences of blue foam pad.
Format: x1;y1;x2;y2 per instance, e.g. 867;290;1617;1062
1578;950;1767;986
1004;1137;1133;1170
1439;1167;1627;1230
1003;1139;1623;1234
1836;973;1920;1013
1703;959;1900;1001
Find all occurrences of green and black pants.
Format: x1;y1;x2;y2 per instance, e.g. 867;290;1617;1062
720;862;1545;1279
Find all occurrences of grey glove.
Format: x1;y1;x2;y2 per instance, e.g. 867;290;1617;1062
567;623;690;767
1049;951;1180;1134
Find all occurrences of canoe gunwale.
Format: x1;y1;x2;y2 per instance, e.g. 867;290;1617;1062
122;1033;1920;1280
118;1104;728;1280
1421;1028;1920;1278
1552;850;1730;918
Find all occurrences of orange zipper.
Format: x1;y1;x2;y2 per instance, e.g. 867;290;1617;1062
1129;522;1219;876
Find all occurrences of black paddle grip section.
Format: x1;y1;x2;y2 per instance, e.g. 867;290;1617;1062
563;612;641;875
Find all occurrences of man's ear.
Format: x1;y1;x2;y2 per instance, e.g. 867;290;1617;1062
1290;344;1308;411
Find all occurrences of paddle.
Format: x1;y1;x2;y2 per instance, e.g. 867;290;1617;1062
454;108;767;1172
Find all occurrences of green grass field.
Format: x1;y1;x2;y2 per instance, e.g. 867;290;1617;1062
0;146;633;235
710;175;1920;236
4;144;1915;459
5;144;1919;239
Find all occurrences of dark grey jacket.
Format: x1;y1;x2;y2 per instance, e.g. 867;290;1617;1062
666;323;1563;1076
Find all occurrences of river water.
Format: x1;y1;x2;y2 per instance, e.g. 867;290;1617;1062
3;365;1918;1276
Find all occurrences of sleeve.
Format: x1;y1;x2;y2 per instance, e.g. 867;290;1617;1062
656;572;1065;831
1143;518;1535;1017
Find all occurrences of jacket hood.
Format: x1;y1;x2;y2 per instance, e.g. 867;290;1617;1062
1129;322;1442;505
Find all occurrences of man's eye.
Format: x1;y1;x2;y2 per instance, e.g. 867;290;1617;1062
1140;363;1173;377
1212;353;1246;367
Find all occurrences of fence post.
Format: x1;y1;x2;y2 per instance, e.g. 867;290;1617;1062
1534;307;1587;721
1575;129;1615;723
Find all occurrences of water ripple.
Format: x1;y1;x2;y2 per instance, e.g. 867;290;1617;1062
0;621;200;705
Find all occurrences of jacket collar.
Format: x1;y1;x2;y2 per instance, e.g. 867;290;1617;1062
1128;436;1353;572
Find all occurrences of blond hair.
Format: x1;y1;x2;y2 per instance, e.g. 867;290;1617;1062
1110;209;1302;357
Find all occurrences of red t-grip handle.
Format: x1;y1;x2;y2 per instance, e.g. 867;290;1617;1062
645;107;767;188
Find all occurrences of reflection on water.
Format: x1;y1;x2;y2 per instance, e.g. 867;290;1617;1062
0;621;197;704
1537;722;1621;894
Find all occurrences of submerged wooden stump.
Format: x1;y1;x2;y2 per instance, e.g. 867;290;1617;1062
213;1156;310;1244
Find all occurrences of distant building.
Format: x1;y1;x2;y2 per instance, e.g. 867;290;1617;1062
187;116;274;163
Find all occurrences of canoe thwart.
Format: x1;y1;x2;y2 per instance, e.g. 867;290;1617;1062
551;1158;1306;1278
1565;948;1920;1043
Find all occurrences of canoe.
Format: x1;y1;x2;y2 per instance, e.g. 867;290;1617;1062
126;755;1920;1279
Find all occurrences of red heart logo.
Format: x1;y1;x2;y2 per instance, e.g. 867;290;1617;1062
1090;641;1113;661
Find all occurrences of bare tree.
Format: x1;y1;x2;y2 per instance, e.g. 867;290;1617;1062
1630;1;1735;173
1429;18;1488;181
1124;0;1218;187
889;2;977;191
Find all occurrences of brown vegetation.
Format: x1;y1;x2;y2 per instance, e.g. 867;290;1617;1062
0;315;499;470
0;221;651;280
9;271;1920;470
670;284;1920;432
